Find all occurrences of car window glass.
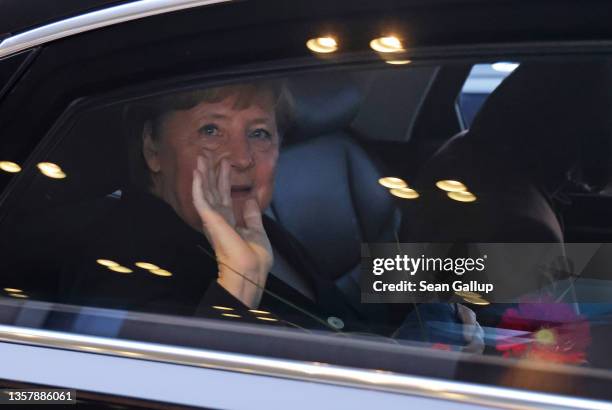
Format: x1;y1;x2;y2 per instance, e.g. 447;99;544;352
2;59;612;399
458;62;519;127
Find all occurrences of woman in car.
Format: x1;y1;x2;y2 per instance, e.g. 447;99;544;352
120;80;481;346
5;79;481;348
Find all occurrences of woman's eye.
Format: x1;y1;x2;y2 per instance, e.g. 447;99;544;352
199;124;220;137
249;128;272;140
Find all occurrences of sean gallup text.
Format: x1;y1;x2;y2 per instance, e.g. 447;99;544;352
372;280;494;294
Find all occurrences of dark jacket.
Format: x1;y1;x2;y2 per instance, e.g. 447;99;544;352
39;189;371;333
3;189;465;340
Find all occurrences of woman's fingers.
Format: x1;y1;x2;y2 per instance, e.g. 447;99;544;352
218;158;232;208
195;156;212;205
204;154;220;204
192;169;211;214
242;198;265;232
196;155;214;204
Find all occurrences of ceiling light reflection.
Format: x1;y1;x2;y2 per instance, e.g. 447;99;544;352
3;288;22;293
461;294;490;305
249;309;271;315
447;191;477;203
9;293;27;298
378;177;407;189
96;259;119;267
221;313;242;318
256;317;278;322
390;187;420;199
213;306;234;311
306;37;338;53
466;298;490;306
37;162;66;179
436;180;467;192
0;161;21;173
149;268;172;277
385;60;411;65
135;262;160;270
108;266;133;273
370;36;404;53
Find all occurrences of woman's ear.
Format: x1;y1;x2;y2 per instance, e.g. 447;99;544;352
142;121;161;173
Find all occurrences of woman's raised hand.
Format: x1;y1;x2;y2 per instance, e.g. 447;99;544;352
192;155;273;308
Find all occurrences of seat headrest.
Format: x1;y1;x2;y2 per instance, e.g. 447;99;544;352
286;72;364;141
403;61;612;243
272;135;399;280
469;61;612;188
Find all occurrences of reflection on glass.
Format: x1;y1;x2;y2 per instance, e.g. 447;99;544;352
390;187;420;199
492;62;519;73
8;62;612;396
496;301;591;364
447;191;477;203
256;316;278;322
96;259;119;267
108;266;133;273
0;161;21;173
135;262;160;270
249;309;271;315
385;60;411;65
534;328;556;345
213;306;234;311
149;269;172;276
370;36;404;53
378;177;407;189
463;296;490;306
3;287;22;293
436;179;468;192
149;268;172;277
306;37;338;53
37;162;67;179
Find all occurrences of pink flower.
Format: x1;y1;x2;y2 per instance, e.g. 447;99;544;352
496;298;591;364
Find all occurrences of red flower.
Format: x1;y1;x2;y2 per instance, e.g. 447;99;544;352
496;298;591;364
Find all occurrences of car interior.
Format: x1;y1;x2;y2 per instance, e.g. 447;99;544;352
2;59;612;365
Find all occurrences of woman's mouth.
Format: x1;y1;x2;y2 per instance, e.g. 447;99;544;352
231;185;253;199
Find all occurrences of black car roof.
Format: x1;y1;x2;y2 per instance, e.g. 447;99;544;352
0;0;131;39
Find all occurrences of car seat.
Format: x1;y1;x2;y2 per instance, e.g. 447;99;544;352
270;72;401;328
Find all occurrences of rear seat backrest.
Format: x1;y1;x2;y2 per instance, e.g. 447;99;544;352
272;135;400;286
270;72;400;312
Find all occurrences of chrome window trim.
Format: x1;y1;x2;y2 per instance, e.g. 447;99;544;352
0;341;485;409
0;325;610;410
0;0;233;59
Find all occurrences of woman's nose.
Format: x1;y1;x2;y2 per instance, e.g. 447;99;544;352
226;136;254;170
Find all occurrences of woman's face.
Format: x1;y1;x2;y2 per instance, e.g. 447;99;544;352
143;90;279;231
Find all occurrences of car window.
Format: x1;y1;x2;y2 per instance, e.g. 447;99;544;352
2;57;612;403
